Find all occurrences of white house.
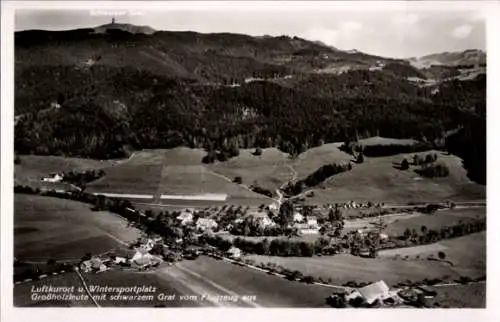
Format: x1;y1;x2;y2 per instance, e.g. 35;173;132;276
269;203;279;212
227;247;241;259
379;233;389;241
114;256;127;264
293;212;304;223
41;173;64;183
80;256;107;273
294;223;319;235
177;210;194;225
196;218;218;231
131;247;161;268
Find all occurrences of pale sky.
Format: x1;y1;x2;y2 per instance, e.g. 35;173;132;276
14;3;487;58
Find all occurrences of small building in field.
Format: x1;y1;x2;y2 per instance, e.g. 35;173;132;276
41;173;64;183
227;246;241;259
114;256;127;264
379;233;389;241
294;223;319;235
196;218;218;231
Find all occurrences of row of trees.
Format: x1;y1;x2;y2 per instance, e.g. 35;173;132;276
283;161;352;196
61;169;105;187
202;234;341;257
390;219;486;249
340;141;436;158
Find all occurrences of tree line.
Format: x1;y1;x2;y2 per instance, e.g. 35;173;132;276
283;161;352;196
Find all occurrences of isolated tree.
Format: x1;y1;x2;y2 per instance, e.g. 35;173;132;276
401;158;410;170
425;154;434;164
403;228;412;241
278;201;294;229
253;147;262;156
421;225;428;235
233;176;243;184
411;228;418;242
438;251;446;260
356;152;364;164
228;143;240;157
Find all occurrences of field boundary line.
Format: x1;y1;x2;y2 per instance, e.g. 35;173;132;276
75;268;101;307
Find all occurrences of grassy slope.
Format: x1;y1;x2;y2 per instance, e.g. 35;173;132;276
377;232;485;278
85;148;271;203
292;143;352;179
383;207;485;236
14;194;140;261
244;248;484;286
209;148;291;192
303;150;485;204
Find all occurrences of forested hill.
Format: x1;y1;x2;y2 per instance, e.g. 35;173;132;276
14;26;486;183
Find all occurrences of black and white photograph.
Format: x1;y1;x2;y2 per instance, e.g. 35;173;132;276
1;0;496;316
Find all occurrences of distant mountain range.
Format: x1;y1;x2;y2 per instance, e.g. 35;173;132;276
94;22;156;35
408;49;486;68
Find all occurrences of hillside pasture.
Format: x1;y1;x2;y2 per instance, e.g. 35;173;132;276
157;165;260;197
209;148;291;192
292;143;352;179
14;194;140;261
357;136;418;147
383;207;485;236
378;232;485;276
301;151;485;204
85;163;163;195
15;155;113;186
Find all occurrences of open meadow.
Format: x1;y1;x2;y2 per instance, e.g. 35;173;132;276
244;249;484;287
14;194;141;261
82;148;272;205
382;207;485;236
378;232;485;276
300;149;485;204
209;148;292;192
